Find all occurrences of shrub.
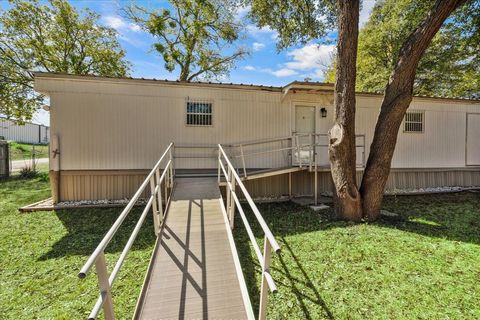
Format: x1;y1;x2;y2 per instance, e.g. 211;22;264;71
19;166;38;179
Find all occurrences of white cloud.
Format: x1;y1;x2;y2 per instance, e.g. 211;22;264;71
242;65;256;71
101;15;145;48
359;0;376;27
102;15;141;33
252;42;265;51
285;44;335;71
246;44;335;80
103;16;124;29
270;68;298;77
129;23;142;32
241;65;297;78
246;24;278;38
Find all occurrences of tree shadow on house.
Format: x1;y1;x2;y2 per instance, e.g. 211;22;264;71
39;206;156;261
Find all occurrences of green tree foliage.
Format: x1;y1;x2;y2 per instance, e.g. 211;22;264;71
126;0;248;81
0;0;131;122
326;0;480;98
247;0;336;49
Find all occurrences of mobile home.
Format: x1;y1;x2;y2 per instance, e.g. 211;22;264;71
34;72;480;203
0;117;49;144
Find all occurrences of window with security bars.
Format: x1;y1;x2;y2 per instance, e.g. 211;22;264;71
186;101;213;126
404;111;424;133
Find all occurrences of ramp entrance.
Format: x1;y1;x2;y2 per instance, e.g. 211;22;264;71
78;142;284;320
134;177;251;319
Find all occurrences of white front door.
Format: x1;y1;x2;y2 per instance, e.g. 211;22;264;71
294;106;315;165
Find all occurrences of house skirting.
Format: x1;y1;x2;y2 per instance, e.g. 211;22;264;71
53;168;480;202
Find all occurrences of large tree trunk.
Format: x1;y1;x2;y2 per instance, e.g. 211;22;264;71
360;0;467;220
329;0;362;221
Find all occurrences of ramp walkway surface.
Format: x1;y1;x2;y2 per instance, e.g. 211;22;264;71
134;177;250;319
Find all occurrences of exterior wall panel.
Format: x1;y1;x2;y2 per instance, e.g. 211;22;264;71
0;118;49;144
49;79;287;170
58;168;480;201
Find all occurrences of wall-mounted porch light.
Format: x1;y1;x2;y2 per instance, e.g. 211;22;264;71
320;107;327;118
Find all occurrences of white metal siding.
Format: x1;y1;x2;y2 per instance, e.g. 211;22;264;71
466;113;480;165
38;76;480;171
48;79;288;170
354;96;480;168
288;94;480;169
0;118;49;144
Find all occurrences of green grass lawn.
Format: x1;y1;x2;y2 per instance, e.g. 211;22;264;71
234;193;480;319
0;176;156;319
1;174;479;319
8;141;49;161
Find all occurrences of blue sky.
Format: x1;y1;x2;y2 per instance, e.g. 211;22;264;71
1;0;376;125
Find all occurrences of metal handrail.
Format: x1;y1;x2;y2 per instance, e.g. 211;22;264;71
79;143;175;320
232;133;367;178
228;135;293;148
218;144;280;320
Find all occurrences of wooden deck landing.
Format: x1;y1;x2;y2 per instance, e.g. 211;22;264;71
135;178;251;319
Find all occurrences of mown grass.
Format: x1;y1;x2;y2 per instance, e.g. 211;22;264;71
0;176;156;319
8;141;49;161
234;192;480;319
2;173;479;319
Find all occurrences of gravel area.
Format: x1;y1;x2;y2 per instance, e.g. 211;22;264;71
385;186;468;195
56;198;148;207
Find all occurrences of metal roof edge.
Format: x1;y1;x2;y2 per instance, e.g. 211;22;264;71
33;72;480;103
33;72;283;92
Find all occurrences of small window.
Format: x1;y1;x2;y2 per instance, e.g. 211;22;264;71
186;100;213;126
404;111;424;133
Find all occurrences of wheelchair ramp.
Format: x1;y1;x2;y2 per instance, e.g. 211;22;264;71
134;177;252;319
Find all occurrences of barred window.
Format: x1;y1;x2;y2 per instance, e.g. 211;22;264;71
186;101;212;126
404;111;424;133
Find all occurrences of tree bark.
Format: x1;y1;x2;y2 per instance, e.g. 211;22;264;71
329;0;362;221
360;0;467;220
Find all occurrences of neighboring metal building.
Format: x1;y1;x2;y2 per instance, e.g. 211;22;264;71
0;117;50;144
34;72;480;202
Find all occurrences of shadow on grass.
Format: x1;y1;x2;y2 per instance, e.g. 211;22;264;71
275;236;334;319
39;206;156;261
234;192;480;317
233;201;340;318
379;192;480;245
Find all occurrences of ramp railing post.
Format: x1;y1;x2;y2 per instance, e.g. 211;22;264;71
240;145;247;178
155;168;163;227
170;144;175;179
226;165;232;224
295;135;302;168
217;150;221;183
95;252;115;320
309;133;313;171
164;169;168;209
150;175;160;235
258;237;272;320
229;170;236;229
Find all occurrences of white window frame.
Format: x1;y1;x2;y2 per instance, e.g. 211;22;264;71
185;99;213;127
403;110;425;133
